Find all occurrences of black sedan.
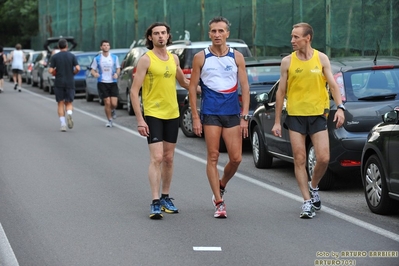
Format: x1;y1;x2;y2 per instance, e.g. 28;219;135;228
361;109;399;215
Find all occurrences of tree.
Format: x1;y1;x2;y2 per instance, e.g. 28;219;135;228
0;0;38;48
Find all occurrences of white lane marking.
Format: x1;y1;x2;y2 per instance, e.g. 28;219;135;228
26;89;399;244
193;247;222;251
0;223;19;266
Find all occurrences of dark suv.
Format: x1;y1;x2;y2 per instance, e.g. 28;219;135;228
249;56;399;190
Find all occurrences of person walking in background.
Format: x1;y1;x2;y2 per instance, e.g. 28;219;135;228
48;38;80;132
90;40;121;127
188;16;250;219
0;46;6;93
130;22;189;219
8;43;25;92
271;23;345;219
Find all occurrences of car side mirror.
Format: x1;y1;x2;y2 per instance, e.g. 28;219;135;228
255;92;269;104
382;110;398;123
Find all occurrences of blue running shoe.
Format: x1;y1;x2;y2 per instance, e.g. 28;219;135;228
149;202;163;219
160;197;179;213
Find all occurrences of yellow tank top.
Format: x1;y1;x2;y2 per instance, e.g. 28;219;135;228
286;50;329;116
142;50;179;119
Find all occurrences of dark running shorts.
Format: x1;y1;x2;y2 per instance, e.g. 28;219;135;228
97;82;118;99
54;86;75;103
12;69;23;74
284;115;327;135
201;114;240;128
145;116;179;144
0;68;3;79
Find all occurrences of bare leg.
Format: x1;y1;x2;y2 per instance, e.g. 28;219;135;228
289;130;311;201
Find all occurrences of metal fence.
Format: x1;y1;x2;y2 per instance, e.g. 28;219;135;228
32;0;399;57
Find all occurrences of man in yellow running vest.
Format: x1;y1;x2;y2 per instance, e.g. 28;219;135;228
130;22;189;219
272;23;345;219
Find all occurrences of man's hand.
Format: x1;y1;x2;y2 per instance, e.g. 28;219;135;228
272;123;282;137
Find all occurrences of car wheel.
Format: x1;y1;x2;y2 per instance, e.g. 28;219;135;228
127;91;135;116
86;90;94;102
39;76;44;89
251;125;273;168
99;97;104;106
27;76;31;85
180;103;196;137
307;142;335;190
48;78;54;94
363;154;398;214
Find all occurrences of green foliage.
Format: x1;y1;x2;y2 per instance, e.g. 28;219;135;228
0;0;38;48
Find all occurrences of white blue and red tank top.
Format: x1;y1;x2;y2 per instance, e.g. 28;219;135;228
199;47;240;115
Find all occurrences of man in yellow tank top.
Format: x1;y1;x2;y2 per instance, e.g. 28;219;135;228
130;22;189;219
272;23;345;219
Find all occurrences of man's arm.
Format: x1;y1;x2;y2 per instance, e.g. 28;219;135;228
235;51;250;116
173;54;189;89
90;57;99;77
272;55;290;137
188;51;204;136
320;52;345;128
130;54;150;126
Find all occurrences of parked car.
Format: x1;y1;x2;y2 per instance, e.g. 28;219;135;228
115;46;148;115
31;50;48;88
23;50;47;84
179;57;281;139
2;47;14;77
249;56;399;190
167;39;253;114
85;48;130;106
361;109;399;215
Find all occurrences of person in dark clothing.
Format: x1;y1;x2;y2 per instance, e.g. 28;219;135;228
0;46;6;92
48;38;80;132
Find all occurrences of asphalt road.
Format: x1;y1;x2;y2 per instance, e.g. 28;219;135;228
0;81;398;266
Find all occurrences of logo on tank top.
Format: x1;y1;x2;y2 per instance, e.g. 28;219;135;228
311;66;322;74
295;68;303;73
164;66;172;78
225;65;233;71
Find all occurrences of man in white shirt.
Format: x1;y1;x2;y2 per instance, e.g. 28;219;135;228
8;43;26;92
90;40;121;127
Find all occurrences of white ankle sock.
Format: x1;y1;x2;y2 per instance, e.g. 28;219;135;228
66;110;73;115
60;117;66;125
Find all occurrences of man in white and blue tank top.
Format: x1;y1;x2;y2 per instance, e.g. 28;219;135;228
188;16;250;219
91;40;121;127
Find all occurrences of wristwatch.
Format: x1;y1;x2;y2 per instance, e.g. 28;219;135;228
241;114;250;121
337;104;346;111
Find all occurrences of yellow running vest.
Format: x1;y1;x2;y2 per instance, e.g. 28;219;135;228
142;50;179;119
286;50;329;116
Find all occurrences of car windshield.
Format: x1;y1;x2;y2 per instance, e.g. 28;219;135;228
77;55;96;67
342;69;399;101
247;65;280;85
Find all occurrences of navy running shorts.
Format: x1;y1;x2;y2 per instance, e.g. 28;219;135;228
201;114;240;128
54;86;75;103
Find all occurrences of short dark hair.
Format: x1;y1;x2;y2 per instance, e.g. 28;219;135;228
100;40;110;46
293;22;314;41
208;16;231;31
145;22;172;49
0;46;3;53
15;43;22;50
58;38;68;49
